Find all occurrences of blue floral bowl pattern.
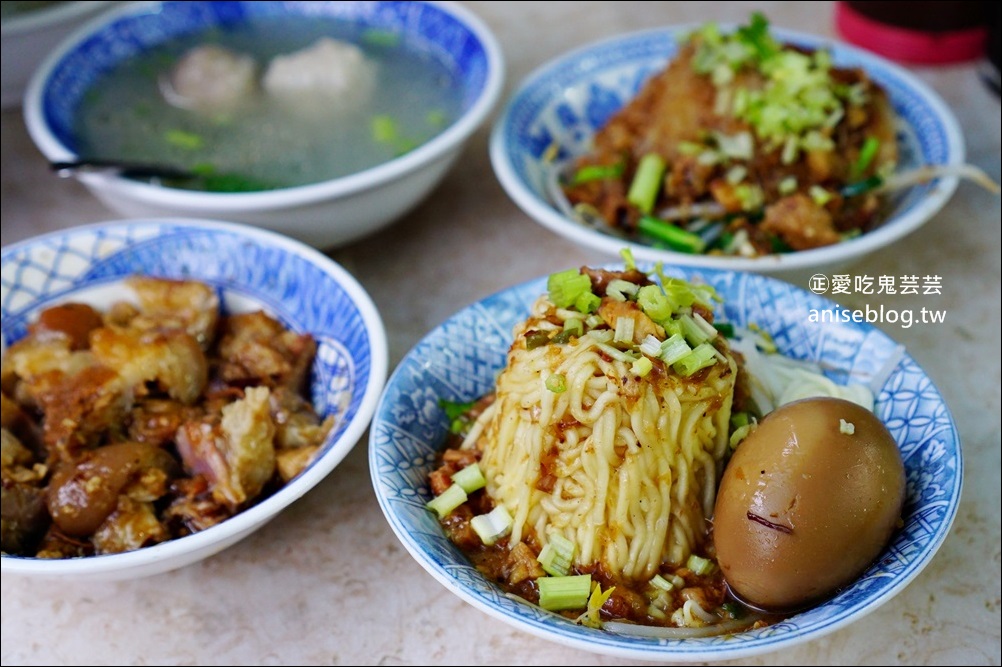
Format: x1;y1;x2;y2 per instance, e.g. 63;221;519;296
1;219;388;579
489;26;964;274
370;265;961;661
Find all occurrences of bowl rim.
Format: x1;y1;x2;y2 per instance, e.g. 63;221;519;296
0;217;389;577
22;0;505;211
0;1;116;37
369;263;963;661
489;23;965;273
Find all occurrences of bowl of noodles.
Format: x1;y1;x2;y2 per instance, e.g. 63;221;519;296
369;260;961;660
489;16;974;275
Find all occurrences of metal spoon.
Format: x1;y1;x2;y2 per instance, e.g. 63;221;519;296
50;159;274;192
51;158;199;182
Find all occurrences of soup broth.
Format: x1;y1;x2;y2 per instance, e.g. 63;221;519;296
74;16;463;191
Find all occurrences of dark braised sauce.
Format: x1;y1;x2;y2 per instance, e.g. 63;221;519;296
432;427;759;628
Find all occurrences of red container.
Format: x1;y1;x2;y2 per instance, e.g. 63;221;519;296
835;1;989;64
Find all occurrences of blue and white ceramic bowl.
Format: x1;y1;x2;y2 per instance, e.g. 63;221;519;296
370;265;961;661
24;1;504;248
490;26;964;275
1;219;388;580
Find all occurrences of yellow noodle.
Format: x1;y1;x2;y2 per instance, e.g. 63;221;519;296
464;295;736;581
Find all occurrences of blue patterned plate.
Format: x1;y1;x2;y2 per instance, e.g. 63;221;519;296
370;265;961;661
1;219;388;579
490;26;964;275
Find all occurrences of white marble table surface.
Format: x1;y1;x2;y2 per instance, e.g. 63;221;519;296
2;2;999;664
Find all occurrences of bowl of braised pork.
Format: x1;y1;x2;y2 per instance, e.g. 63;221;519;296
1;218;387;579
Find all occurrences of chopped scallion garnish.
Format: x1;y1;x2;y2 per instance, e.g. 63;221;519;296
809;185;833;206
537;534;576;576
678;314;711;346
613;316;636;344
778;175;798;194
545;373;568;393
639;334;664;357
361;29;401;47
547;269;594;310
713;322;735;338
731;411;751;429
637;216;707;254
425;108;448;128
650;574;675;592
438;398;475;434
164;129;203;150
597;343;637;364
725;165;748;185
631;356;654;377
722;601;746;619
426;483;467;518
659;334;692;365
451;463;486;494
686;553;716;576
840;174;883;198
691;312;719;340
673;343;718;376
371;114;399;144
627;153;666;214
730;423;755;448
538;574;592;611
572;162;625;185
636;284;674;323
851;136;880;179
470;505;513;546
525;331;551;350
607;279;639;302
563;318;584;337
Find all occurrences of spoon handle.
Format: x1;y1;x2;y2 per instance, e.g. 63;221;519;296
51;159;196;181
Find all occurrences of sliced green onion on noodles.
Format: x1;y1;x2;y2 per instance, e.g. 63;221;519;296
607;279;640;301
639;334;664;357
548;269;596;311
686;553;716;575
426;483;467;518
659;334;693;365
673;343;718;376
631;356;654;377
545;373;567;393
613;316;636;344
470;505;513;546
450;463;486;494
537;533;576;576
538;574;592;611
650;574;676;592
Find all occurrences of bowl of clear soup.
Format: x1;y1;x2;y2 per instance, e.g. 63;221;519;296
24;1;504;247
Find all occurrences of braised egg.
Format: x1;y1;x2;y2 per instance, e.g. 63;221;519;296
713;397;906;611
